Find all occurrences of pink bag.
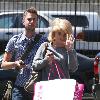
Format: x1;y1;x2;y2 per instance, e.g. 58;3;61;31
74;83;84;100
33;60;84;100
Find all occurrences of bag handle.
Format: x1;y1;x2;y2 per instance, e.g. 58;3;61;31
48;60;65;80
44;43;65;80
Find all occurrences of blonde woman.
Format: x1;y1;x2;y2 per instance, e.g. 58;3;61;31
32;18;78;80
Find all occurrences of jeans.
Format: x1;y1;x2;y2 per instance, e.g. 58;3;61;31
12;86;33;100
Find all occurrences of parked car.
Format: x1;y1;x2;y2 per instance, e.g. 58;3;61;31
92;52;100;100
41;11;100;58
1;11;100;58
93;52;100;83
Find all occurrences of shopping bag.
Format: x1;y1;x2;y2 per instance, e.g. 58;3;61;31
33;60;84;100
74;83;84;100
33;79;84;100
33;79;77;100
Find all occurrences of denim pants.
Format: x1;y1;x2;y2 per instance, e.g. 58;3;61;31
12;86;33;100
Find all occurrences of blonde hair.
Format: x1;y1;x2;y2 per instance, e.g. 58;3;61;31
48;18;73;42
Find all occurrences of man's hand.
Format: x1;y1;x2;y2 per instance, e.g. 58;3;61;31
15;60;25;69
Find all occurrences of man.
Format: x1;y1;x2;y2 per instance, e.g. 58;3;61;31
1;7;45;100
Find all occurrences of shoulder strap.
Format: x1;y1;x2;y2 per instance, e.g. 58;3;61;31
44;42;48;55
21;34;41;61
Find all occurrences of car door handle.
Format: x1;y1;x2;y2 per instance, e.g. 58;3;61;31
5;32;13;35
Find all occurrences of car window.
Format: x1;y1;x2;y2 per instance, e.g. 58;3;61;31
0;14;16;28
51;15;89;28
0;13;49;28
11;14;24;28
37;15;49;28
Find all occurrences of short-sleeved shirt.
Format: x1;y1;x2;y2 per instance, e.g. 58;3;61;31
5;32;46;87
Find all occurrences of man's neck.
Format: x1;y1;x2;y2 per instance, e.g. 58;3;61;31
25;30;35;38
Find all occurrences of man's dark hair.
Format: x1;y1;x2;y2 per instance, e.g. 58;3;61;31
23;7;38;17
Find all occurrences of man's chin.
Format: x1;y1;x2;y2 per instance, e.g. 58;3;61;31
26;28;35;32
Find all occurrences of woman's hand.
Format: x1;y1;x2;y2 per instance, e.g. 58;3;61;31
65;35;75;51
45;50;54;64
